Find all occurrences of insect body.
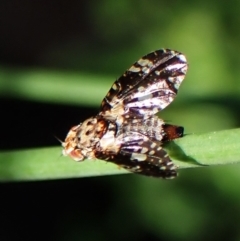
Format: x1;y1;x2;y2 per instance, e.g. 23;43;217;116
62;49;188;179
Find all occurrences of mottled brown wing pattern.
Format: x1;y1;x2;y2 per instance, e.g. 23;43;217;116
100;49;187;121
95;131;177;179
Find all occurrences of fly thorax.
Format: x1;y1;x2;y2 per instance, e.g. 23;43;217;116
62;117;108;161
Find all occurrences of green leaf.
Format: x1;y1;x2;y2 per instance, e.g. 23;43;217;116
0;67;111;106
1;128;240;182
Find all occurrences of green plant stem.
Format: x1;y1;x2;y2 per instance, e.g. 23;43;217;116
1;128;240;182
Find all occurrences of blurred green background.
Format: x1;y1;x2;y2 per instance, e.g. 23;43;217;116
1;0;240;241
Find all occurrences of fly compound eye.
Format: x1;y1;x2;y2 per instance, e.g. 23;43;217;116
69;149;84;162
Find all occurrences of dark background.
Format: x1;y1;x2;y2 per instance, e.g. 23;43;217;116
1;1;240;241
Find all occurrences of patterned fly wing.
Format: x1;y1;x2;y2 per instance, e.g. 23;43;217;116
95;130;177;178
100;49;187;122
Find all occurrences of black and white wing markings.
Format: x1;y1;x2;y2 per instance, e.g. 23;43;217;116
100;49;188;121
95;131;177;179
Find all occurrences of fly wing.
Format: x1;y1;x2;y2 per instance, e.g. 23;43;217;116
100;49;188;121
95;131;177;179
117;143;177;178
